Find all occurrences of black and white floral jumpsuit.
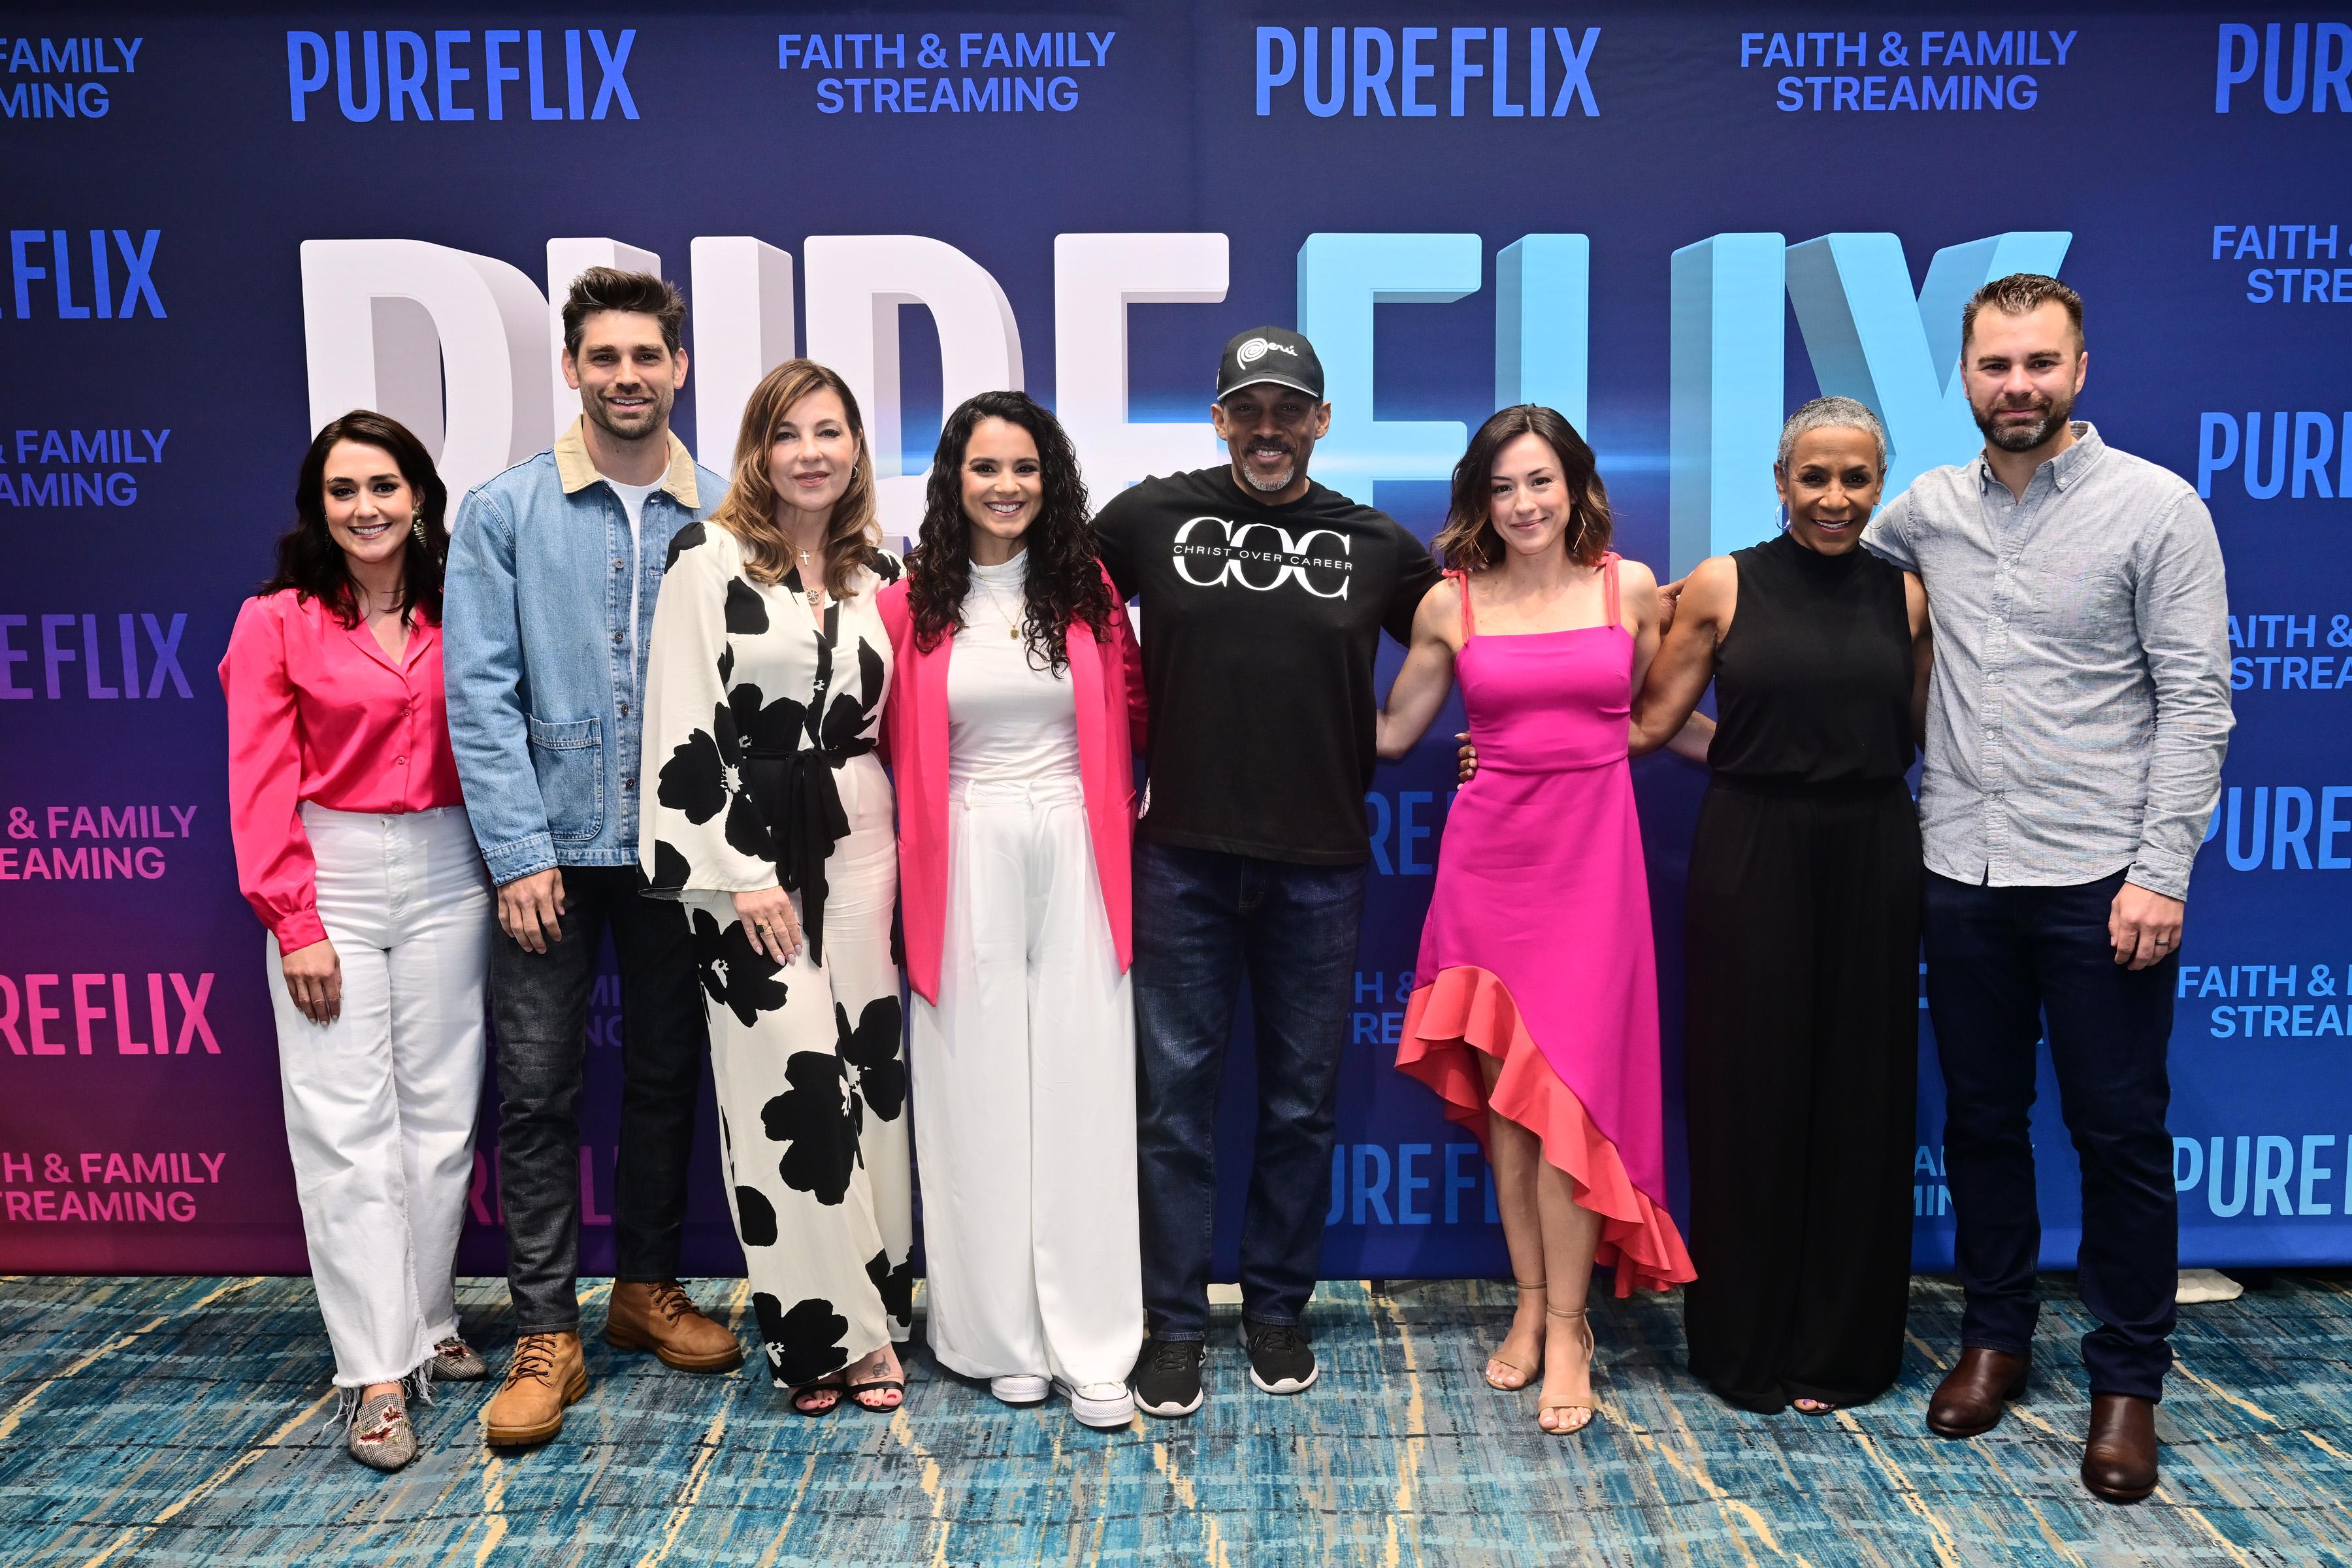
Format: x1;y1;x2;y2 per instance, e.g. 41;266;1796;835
639;521;911;1388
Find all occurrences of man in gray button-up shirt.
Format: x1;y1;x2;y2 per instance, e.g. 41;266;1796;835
1866;417;2231;915
1863;274;2230;1503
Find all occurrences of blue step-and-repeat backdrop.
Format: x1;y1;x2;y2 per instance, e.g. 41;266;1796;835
2;8;2346;1281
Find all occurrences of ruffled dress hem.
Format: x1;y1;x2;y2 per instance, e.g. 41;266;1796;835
1398;965;1697;1297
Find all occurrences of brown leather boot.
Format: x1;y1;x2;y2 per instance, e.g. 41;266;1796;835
483;1331;588;1447
604;1281;743;1373
1925;1347;2031;1438
2082;1393;2160;1503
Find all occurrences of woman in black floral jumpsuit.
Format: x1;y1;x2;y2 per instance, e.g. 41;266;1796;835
639;361;911;1413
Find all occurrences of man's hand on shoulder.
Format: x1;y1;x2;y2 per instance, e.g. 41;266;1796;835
1656;575;1686;635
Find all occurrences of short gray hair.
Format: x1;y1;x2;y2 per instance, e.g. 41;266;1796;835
1777;396;1887;474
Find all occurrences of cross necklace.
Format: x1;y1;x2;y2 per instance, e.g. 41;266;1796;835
789;537;824;609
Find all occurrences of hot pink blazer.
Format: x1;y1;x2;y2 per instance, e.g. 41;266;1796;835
877;569;1148;1005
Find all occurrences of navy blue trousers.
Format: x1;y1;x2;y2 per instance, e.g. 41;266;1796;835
1924;868;2179;1400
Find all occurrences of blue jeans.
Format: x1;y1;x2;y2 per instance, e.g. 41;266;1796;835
1133;841;1365;1341
1925;868;2179;1401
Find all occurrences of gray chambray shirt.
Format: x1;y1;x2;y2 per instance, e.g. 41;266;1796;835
1863;423;2232;902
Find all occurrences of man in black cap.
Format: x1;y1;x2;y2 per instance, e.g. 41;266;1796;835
1093;327;1441;1417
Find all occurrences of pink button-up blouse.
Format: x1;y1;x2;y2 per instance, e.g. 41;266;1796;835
218;589;465;949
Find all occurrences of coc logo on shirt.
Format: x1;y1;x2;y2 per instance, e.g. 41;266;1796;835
1172;516;1353;597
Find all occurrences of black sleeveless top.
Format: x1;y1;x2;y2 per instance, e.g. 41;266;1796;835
1708;532;1914;788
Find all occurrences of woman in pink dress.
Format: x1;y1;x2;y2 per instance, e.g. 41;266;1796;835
1377;404;1698;1435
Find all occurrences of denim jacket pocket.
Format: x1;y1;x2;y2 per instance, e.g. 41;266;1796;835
526;714;606;843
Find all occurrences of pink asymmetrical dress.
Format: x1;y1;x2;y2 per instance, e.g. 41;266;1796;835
1396;557;1696;1296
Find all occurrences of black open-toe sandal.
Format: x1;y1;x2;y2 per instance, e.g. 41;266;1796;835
1791;1397;1838;1417
791;1376;843;1417
845;1375;905;1413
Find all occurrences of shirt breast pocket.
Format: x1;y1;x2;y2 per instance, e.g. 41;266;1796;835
2029;550;2129;641
526;715;606;843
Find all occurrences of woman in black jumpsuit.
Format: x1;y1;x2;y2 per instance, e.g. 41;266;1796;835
1627;397;1932;1413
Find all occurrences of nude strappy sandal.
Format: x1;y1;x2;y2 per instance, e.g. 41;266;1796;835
1539;1306;1597;1436
1485;1279;1546;1390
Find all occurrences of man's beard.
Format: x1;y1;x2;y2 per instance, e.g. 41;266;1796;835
1240;459;1296;493
1974;389;2072;453
1237;441;1298;493
587;387;666;440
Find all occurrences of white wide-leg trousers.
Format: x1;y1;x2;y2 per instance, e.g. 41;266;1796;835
911;777;1141;1386
265;804;492;1388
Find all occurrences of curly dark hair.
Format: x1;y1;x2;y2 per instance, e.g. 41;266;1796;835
906;391;1113;673
262;410;448;628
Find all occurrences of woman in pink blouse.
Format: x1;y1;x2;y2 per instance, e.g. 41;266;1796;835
219;410;494;1472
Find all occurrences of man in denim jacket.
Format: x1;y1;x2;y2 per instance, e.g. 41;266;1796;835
445;268;742;1446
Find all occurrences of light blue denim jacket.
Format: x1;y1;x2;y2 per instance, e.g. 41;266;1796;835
444;419;726;885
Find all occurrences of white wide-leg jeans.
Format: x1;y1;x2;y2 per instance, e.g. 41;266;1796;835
264;804;492;1388
911;777;1141;1386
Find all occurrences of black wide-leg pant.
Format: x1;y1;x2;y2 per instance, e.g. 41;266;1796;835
1681;779;1923;1412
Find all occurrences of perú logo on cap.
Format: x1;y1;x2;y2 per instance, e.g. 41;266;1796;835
1237;336;1296;365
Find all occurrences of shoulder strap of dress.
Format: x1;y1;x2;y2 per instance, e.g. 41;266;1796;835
1446;568;1475;639
1599;551;1623;627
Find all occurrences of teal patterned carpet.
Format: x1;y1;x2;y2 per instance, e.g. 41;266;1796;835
1;1273;2346;1566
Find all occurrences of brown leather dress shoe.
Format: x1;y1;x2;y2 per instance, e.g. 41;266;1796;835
1925;1347;2031;1438
605;1281;744;1373
2082;1393;2160;1503
483;1331;588;1446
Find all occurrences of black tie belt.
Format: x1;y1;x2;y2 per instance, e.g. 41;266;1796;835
741;746;851;966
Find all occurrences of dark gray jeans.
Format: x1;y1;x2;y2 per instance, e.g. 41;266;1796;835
490;865;708;1333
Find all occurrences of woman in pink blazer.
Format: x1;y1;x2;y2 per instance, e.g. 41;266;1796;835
877;391;1147;1429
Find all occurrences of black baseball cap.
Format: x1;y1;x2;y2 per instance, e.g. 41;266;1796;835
1216;327;1324;402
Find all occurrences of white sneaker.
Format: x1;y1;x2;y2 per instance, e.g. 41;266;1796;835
2176;1268;2244;1305
1055;1377;1136;1428
990;1374;1051;1405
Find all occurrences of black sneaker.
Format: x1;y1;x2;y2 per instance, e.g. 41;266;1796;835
1239;1319;1318;1394
1132;1337;1205;1418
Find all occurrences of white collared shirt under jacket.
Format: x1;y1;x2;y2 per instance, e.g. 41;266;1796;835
1863;423;2233;902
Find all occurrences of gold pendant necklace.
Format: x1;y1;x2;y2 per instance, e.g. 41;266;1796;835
792;541;822;610
973;570;1022;640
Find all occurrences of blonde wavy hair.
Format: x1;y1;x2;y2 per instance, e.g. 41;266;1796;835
708;359;881;597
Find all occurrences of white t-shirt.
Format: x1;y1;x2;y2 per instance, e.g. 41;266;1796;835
608;476;661;670
947;553;1079;785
